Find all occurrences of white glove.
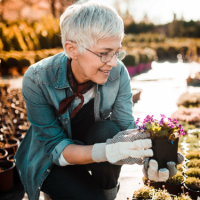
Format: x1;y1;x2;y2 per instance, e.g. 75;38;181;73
92;129;153;165
142;152;184;182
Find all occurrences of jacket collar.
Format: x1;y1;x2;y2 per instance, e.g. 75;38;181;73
55;53;120;89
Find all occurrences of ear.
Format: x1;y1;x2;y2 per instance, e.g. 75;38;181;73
64;41;78;59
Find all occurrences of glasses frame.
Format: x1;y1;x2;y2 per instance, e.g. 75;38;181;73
69;40;127;63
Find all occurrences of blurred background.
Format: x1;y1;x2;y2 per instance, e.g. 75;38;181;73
1;0;200;200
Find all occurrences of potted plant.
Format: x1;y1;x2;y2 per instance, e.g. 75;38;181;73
143;177;165;190
0;148;8;161
185;159;200;169
136;114;185;169
165;171;184;195
0;160;15;192
185;168;200;179
183;177;200;199
132;185;154;199
152;188;172;200
185;152;200;160
177;193;192;200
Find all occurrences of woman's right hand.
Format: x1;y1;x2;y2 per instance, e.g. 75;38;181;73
92;129;153;165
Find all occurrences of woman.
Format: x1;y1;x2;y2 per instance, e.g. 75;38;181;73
14;2;179;200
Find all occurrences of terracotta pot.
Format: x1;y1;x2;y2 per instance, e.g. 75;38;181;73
1;138;20;155
0;148;8;161
151;138;179;169
183;182;200;200
7;154;21;183
0;160;15;192
165;182;183;195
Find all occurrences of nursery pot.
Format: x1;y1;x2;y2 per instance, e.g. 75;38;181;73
151;138;179;169
0;148;8;161
183;182;200;200
164;182;183;195
7;154;21;183
1;138;20;155
144;180;165;190
0;160;15;192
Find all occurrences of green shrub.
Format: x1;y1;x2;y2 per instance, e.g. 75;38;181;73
184;177;200;191
186;159;200;168
185;168;200;178
122;55;136;66
166;171;184;184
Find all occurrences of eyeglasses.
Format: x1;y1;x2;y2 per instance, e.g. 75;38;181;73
69;41;127;63
85;48;127;63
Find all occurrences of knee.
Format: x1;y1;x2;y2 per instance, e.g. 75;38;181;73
85;120;120;145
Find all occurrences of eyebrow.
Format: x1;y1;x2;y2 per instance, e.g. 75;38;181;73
100;46;122;51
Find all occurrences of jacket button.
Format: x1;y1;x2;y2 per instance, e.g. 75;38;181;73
47;169;50;172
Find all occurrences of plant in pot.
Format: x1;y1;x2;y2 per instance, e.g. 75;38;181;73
183;177;200;199
185;152;200;160
185;168;200;179
165;171;184;195
136;114;186;169
186;159;200;169
177;193;192;200
152;188;172;200
132;185;154;199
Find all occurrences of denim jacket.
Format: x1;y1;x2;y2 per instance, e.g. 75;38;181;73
14;52;136;200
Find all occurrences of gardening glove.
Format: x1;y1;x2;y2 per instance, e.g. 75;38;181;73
142;152;184;181
92;129;153;165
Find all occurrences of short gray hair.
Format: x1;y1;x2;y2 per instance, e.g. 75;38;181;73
60;1;124;57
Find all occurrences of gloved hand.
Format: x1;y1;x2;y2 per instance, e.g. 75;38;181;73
92;129;153;165
142;152;184;182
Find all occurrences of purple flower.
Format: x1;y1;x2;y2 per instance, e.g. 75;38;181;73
138;125;143;131
168;118;172;122
160;114;166;118
178;124;183;129
173;118;178;124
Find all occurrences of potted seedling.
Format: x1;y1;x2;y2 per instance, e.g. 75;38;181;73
177;193;192;200
136;114;185;169
183;177;200;199
165;171;184;195
152;188;172;200
185;151;200;160
185;168;200;179
185;159;200;169
132;185;154;199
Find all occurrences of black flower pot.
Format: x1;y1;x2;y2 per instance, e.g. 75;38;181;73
165;182;184;195
151;138;179;169
183;182;200;200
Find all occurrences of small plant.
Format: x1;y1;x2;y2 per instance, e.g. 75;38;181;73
177;164;183;172
184;177;200;191
132;186;154;199
166;171;184;184
185;168;200;178
153;188;172;200
186;152;200;160
136;114;185;142
177;194;192;200
186;159;200;168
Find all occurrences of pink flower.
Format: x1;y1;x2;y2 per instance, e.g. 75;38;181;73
160;114;166;118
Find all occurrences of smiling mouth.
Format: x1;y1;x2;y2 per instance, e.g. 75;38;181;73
99;69;110;73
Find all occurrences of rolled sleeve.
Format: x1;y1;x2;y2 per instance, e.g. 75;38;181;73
111;64;137;131
22;73;74;166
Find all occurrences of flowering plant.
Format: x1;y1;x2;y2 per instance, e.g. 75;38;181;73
136;114;186;143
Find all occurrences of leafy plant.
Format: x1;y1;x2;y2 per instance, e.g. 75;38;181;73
186;159;200;168
185;168;200;178
133;185;154;199
186;152;200;160
166;171;184;184
184;177;200;191
136;114;185;142
177;164;183;172
177;194;192;200
153;189;172;200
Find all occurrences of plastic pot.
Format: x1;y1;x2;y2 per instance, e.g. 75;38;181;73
1;138;20;155
164;182;184;195
151;138;179;169
183;182;200;200
7;154;21;183
0;148;8;161
0;160;15;192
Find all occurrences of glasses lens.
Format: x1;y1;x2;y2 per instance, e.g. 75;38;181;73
101;52;114;63
117;50;127;61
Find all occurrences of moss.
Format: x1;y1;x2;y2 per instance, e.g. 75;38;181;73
186;151;200;160
185;168;200;178
133;186;154;199
186;159;200;168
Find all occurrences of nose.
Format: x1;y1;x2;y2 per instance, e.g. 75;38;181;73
107;55;117;67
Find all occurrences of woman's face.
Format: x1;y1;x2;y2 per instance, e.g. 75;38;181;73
71;37;122;85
